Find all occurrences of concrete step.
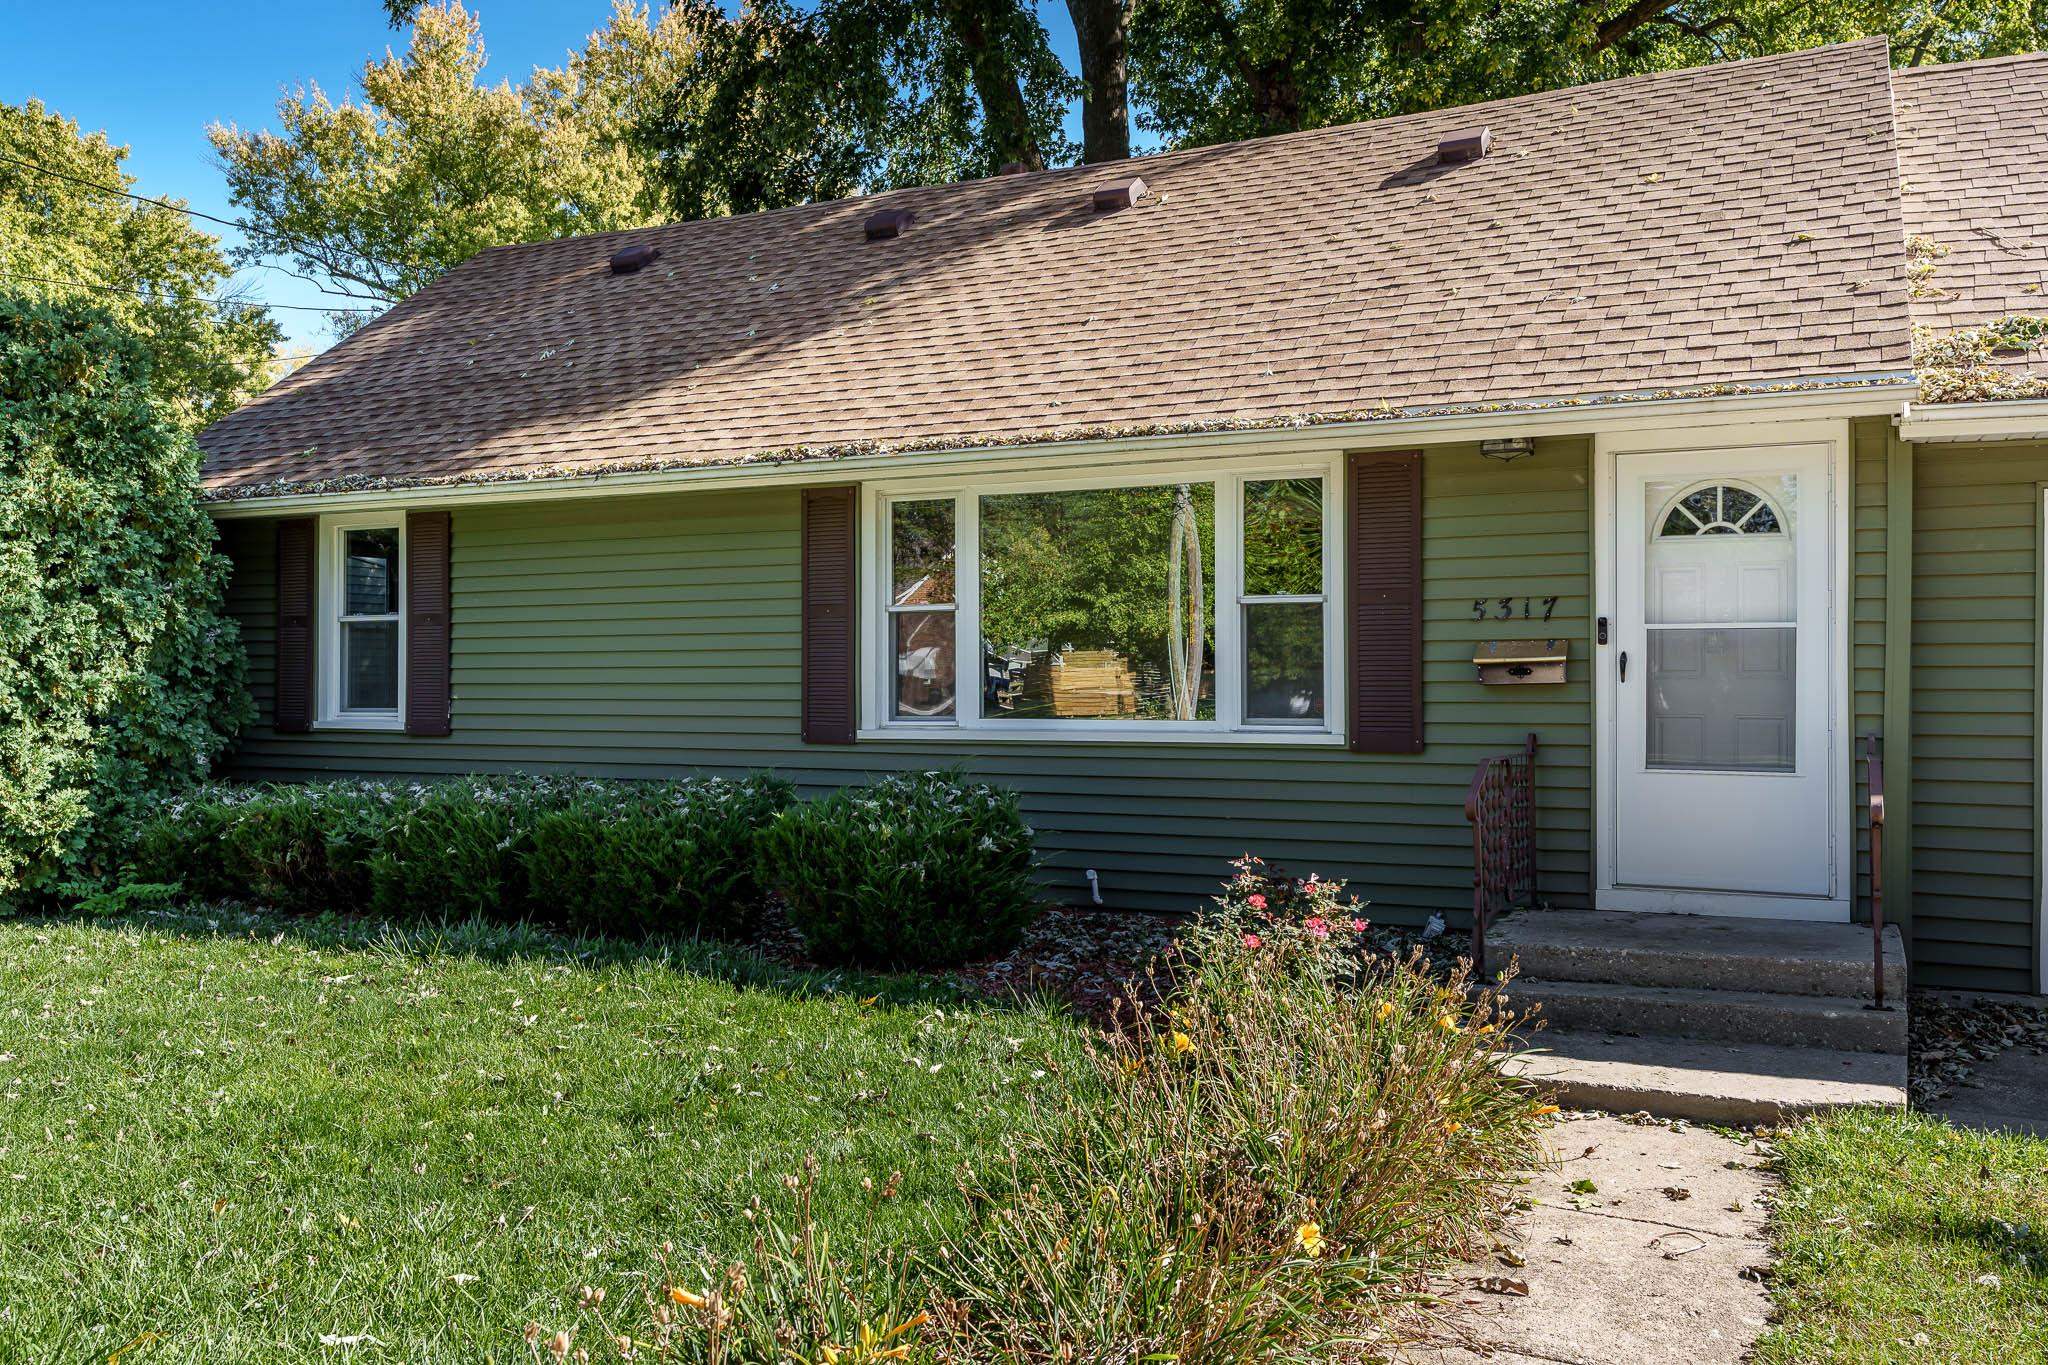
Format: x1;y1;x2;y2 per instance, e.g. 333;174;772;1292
1508;1030;1907;1126
1491;909;1906;1002
1513;977;1908;1053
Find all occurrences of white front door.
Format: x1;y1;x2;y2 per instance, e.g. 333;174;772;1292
1611;442;1837;910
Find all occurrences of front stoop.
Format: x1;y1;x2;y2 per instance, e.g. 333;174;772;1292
1494;910;1908;1124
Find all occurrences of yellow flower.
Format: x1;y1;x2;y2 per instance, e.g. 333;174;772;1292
1375;1000;1396;1022
1533;1103;1561;1117
1437;1014;1462;1033
667;1286;708;1310
1446;1120;1462;1134
1170;1031;1196;1057
1477;1023;1497;1035
1294;1221;1325;1257
820;1344;841;1365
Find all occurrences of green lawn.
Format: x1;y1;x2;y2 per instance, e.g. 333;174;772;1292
0;908;1086;1361
1759;1107;2048;1364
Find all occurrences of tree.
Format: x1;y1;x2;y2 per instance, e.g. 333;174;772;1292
0;296;253;901
1127;0;2048;145
0;100;282;428
638;0;1076;221
211;2;689;332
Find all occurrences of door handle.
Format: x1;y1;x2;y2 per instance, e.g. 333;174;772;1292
1619;650;1628;683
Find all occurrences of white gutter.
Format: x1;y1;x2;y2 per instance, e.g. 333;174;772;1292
1897;399;2048;443
204;379;1917;519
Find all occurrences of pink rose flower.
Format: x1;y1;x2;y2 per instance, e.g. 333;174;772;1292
1351;918;1368;933
1246;893;1267;911
1304;916;1330;940
1243;933;1263;949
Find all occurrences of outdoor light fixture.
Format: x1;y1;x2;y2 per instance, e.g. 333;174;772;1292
1480;437;1536;463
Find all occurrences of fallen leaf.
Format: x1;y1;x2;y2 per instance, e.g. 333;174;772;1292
1475;1276;1529;1297
1498;1249;1528;1268
1661;1186;1692;1201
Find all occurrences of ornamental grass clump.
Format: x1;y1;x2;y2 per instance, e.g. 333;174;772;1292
937;867;1550;1360
758;771;1038;968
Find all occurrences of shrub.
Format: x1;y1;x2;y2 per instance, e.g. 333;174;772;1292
524;775;794;938
225;781;397;916
0;297;252;902
368;776;566;922
124;783;261;901
935;875;1550;1358
758;771;1038;968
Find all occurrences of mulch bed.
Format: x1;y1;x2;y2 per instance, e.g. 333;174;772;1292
750;902;1476;1027
1908;990;2048;1105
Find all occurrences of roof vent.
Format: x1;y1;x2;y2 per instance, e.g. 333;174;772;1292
864;207;915;241
1436;128;1492;165
1091;177;1149;212
609;243;662;275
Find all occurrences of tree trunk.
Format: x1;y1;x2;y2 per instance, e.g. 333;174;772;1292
942;0;1045;171
1247;61;1303;134
1065;0;1130;163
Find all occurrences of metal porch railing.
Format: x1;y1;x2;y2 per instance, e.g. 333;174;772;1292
1465;733;1537;981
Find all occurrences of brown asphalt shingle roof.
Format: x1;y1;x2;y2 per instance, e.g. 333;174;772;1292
1893;52;2048;362
201;39;1948;496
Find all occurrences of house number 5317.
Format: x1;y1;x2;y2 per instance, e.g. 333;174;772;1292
1473;596;1560;622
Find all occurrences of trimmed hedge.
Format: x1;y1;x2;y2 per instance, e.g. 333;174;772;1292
124;770;1040;963
124;773;793;938
758;770;1039;967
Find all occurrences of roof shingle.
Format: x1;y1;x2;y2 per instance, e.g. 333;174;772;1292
200;39;1923;495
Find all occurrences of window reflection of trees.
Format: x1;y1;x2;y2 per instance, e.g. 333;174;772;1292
980;484;1216;721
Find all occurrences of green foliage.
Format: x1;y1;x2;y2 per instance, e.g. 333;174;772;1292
759;771;1039;968
636;0;1075;220
0;297;252;903
1130;0;2048;147
229;781;392;916
124;782;263;901
523;774;795;938
368;777;564;923
0;101;283;427
209;2;687;332
121;773;799;940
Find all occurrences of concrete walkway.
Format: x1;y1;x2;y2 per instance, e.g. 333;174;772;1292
1401;1115;1774;1364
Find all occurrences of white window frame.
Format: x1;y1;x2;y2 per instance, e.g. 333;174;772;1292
316;511;407;731
861;456;1344;744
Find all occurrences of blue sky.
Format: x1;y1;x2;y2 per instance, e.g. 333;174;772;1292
1;1;1086;352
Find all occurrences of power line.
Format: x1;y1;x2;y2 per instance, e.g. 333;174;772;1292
0;269;381;316
0;150;400;301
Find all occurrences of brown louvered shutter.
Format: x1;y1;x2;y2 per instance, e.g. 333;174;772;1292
801;486;859;744
273;517;316;734
1347;451;1424;753
405;509;453;737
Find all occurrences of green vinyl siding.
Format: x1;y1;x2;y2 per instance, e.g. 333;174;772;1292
216;437;1593;923
1909;440;2048;993
1851;416;1888;922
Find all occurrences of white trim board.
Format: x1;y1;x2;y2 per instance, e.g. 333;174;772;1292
2039;486;2048;992
205;384;1915;520
1592;418;1855;920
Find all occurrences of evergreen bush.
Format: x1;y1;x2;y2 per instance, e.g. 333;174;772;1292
758;770;1039;967
0;297;251;902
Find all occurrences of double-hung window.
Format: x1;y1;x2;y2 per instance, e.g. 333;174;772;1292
319;513;406;728
870;463;1340;740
